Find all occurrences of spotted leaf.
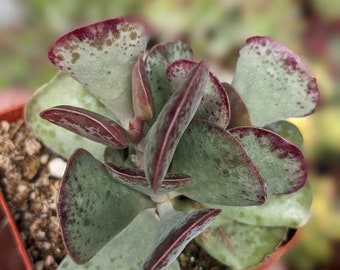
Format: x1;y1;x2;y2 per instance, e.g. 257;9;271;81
57;149;153;263
58;209;181;270
167;59;230;128
48;18;150;128
40;105;129;149
232;36;320;126
144;40;193;123
172;119;266;206
144;61;209;192
105;162;191;196
229;127;307;194
196;218;290;270
142;207;220;270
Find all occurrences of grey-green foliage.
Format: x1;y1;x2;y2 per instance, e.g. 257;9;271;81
25;17;320;269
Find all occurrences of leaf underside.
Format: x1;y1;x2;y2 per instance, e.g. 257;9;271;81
57;149;153;263
105;162;191;196
167;59;230;128
144;62;209;192
232;36;320;126
131;55;155;120
172;119;266;206
40;105;129;148
48;17;150;128
229;127;307;195
142;208;221;270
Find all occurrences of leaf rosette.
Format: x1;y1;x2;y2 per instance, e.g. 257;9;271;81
25;17;319;270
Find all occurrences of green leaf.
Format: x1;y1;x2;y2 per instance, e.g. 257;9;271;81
265;120;304;147
196;219;289;270
58;209;181;270
57;149;153;263
232;36;320;126
230;127;307;194
145;40;193;123
172;120;266;206
25;72;118;160
48;18;150;128
144;62;209;192
142;206;220;270
207;181;312;228
166;59;230;128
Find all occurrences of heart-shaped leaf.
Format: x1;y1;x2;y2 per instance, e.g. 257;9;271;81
207;181;312;228
105;162;191;196
144;62;209;192
25;72;118;160
232;36;320;126
265;120;303;147
167;59;230;128
58;209;181;270
222;82;251;128
172;119;266;206
229;127;307;194
48;18;150;128
145;40;193;123
142;207;221;270
57;148;153;263
132;55;154;120
196;218;289;270
40;105;129;148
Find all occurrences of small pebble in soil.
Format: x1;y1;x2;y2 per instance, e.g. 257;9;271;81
48;158;66;178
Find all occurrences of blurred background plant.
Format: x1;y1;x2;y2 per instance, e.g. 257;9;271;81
1;0;339;269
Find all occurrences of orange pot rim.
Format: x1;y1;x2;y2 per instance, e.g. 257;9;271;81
0;103;33;270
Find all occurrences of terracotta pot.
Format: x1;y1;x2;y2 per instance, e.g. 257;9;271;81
252;229;299;270
0;90;33;270
0;89;32;121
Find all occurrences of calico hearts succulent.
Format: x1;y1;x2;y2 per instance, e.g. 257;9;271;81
25;17;320;270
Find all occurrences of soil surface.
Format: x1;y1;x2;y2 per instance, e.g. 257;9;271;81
0;119;66;269
0;119;228;270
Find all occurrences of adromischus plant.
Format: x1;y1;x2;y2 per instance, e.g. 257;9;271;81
25;17;320;270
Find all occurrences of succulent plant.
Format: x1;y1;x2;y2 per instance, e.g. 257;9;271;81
25;17;320;270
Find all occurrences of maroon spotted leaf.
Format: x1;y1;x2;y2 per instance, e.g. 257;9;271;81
232;36;320;126
144;61;209;192
172;119;267;206
167;59;230;128
57;149;153;263
229;126;307;194
105;162;191;196
131;55;154;120
142;207;221;270
40;105;129;148
48;18;150;128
